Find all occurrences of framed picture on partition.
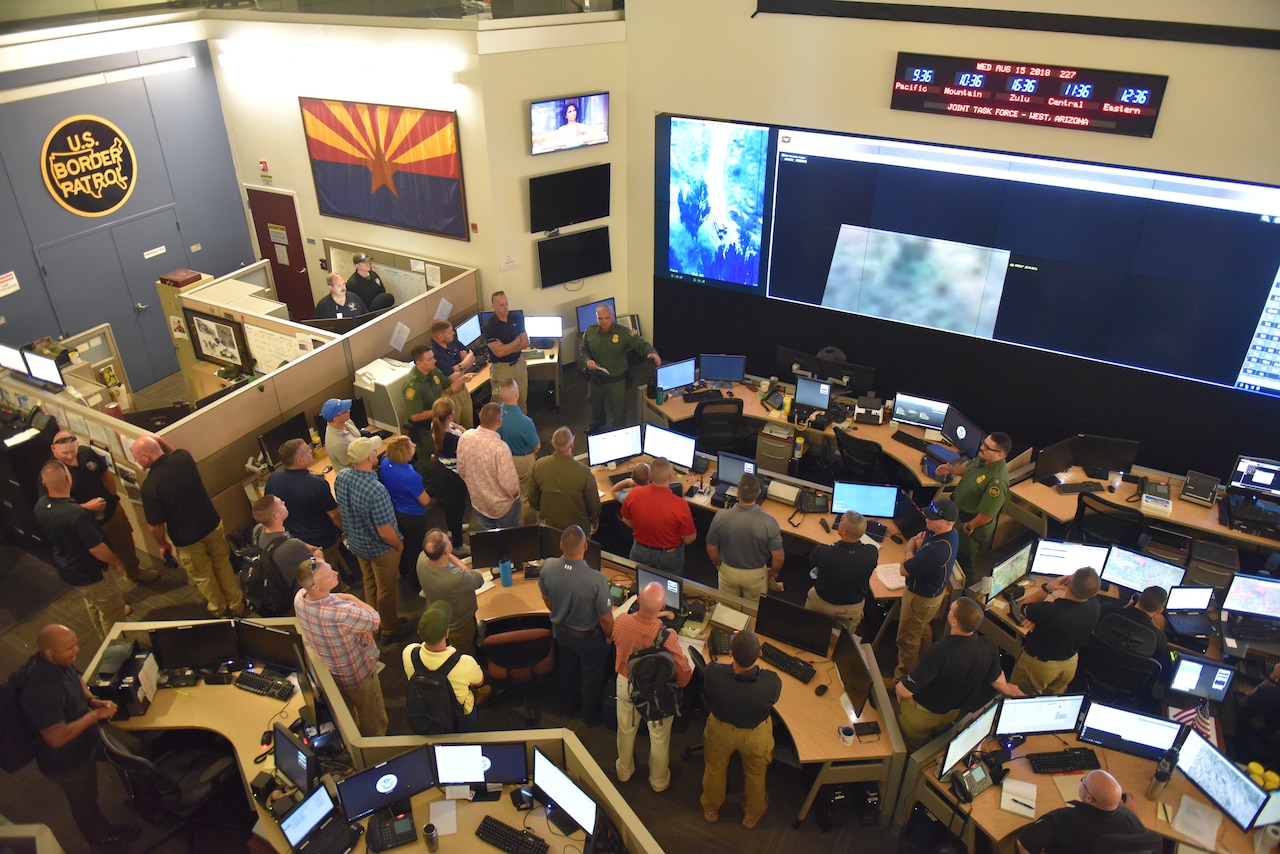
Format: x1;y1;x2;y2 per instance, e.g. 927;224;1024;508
299;97;469;241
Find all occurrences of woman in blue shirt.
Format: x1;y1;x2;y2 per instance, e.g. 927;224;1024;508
380;435;430;580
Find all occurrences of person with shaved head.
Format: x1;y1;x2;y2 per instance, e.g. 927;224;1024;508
132;434;243;617
530;426;600;534
1016;769;1142;852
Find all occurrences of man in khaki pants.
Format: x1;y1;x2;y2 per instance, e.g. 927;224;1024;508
892;499;959;682
1011;567;1102;695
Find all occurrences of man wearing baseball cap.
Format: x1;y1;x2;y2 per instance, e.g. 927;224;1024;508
322;398;359;472
892;498;959;681
348;253;394;311
402;601;485;732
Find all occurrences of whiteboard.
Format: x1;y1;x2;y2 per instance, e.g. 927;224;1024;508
244;324;304;373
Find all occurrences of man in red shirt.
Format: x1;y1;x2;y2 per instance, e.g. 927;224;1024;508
612;581;692;792
620;457;695;575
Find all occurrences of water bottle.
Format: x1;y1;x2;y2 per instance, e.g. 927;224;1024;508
1146;746;1177;799
499;558;513;587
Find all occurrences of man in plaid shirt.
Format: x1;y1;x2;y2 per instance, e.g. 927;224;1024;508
294;553;388;737
456;402;521;530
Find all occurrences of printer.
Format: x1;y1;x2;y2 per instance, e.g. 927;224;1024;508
353;357;413;432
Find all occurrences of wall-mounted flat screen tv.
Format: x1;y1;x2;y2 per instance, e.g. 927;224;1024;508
530;163;611;233
531;93;609;156
537;226;611;288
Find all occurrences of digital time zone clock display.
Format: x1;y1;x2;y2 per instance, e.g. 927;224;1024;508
891;52;1168;137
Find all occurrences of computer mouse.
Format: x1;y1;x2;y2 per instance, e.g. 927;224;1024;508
891;534;904;544
814;684;828;696
727;391;735;397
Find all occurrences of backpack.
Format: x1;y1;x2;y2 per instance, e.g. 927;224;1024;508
0;656;41;772
232;526;293;617
406;648;465;735
627;628;681;722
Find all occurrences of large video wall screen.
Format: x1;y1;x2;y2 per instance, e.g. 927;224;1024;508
655;115;1280;401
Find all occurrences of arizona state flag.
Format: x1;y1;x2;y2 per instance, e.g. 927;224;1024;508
300;98;468;240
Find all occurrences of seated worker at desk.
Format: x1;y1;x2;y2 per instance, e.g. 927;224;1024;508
581;302;661;433
313;273;368;319
348;252;394;310
1010;567;1102;696
935;432;1011;589
1015;769;1143;853
1098;585;1174;680
322;397;360;473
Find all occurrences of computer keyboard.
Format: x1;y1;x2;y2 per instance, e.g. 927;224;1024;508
475;815;548;854
1166;613;1216;637
682;389;723;404
891;430;930;451
759;642;816;683
1228;619;1280;643
234;670;295;700
1026;747;1101;775
1057;481;1104;495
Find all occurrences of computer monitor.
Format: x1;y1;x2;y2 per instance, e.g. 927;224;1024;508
754;594;834;657
893;491;927;539
714;451;756;486
23;350;64;388
524;316;564;338
1256;791;1280;828
337;744;437;820
235;620;301;671
1168;653;1235;703
655;358;696;391
1033;436;1076;483
1076;700;1183;761
636;566;682;611
1029;541;1109;577
468;526;543;569
148;621;239;670
273;723;319;794
293;646;326;739
699;353;745;386
830;482;896;517
988;541;1035;600
1071;433;1140;478
1229;455;1280;501
891;392;949;429
575;298;615;333
941;407;984;459
586;425;642;467
478;309;523;330
1178;729;1267;830
433;743;530;786
939;700;998;775
993;694;1085;737
1223;573;1280;619
0;344;29;376
1166;585;1215;612
533;748;597;836
795;376;831;409
831;627;872;717
259;412;312;468
643;424;696;469
1100;547;1185;594
453;314;482;347
816;356;876;397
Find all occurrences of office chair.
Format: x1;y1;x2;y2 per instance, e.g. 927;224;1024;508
1073;633;1162;713
480;614;555;726
1068;492;1147;550
99;727;238;852
369;292;396;311
1092;831;1163;853
834;429;890;484
691;398;752;456
681;646;709;760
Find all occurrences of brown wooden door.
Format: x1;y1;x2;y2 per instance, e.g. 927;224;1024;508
245;187;314;320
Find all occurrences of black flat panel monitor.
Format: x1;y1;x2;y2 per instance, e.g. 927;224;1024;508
1100;547;1185;594
273;722;319;794
294;647;324;736
699;354;745;385
776;345;822;383
714;451;756;486
1033;436;1076;483
530;92;609;157
831;482;896;517
337;744;437;820
636;566;681;611
1071;433;1140;477
524;316;564;339
0;344;29;376
433;742;529;786
123;403;195;431
655;358;696;391
575;298;615;333
235;620;301;671
184;307;255;374
259;413;312;468
1229;455;1280;501
537;226;611;289
754;594;834;657
22;350;65;388
532;748;596;836
148;621;238;670
891;393;949;429
539;525;603;571
1077;700;1183;761
795;377;831;409
939;700;998;775
941;407;984;459
1178;729;1267;830
1223;573;1280;619
468;526;543;569
892;491;927;539
1030;540;1109;577
817;356;876;397
454;314;482;347
643;424;696;469
988;540;1034;600
1168;653;1235;703
529;163;611;233
832;628;871;717
587;425;641;467
994;694;1085;737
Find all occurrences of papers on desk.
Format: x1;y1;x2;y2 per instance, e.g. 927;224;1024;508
1000;778;1037;818
1050;773;1086;804
430;799;459;835
875;563;906;590
1170;793;1222;850
476;577;496;596
3;427;39;447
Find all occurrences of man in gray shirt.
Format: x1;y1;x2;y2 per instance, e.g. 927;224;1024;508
705;474;784;603
539;525;614;726
417;528;485;657
249;494;310;615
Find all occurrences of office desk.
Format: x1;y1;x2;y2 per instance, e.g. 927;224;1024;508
471;342;560;410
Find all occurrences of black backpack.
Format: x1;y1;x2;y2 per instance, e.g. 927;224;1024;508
0;656;41;772
406;648;465;735
232;527;293;617
627;628;681;722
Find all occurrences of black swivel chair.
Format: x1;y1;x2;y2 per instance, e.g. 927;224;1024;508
1092;831;1163;853
834;429;890;484
692;398;752;457
480;614;556;726
1069;492;1147;550
1073;623;1163;713
681;646;709;760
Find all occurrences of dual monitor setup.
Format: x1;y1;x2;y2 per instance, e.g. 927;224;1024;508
467;524;603;572
0;343;71;391
941;693;1280;831
752;594;874;717
587;422;697;471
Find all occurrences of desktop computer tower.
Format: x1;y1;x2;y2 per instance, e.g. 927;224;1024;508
353;357;413;432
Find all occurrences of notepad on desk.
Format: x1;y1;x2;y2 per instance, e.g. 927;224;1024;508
875;563;906;590
1000;778;1037;818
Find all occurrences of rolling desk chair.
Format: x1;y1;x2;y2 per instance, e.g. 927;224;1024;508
1073;630;1162;714
692;397;752;457
1068;492;1147;550
834;429;890;484
680;646;709;760
481;615;556;726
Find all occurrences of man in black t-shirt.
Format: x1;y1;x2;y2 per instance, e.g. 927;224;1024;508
895;597;1024;749
1016;770;1143;853
482;290;529;412
347;252;393;309
314;273;368;319
804;510;877;635
1011;567;1102;695
265;438;350;578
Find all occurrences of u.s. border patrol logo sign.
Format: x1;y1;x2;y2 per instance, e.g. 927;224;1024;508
41;116;136;217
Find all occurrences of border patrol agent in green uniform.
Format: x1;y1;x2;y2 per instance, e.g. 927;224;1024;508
580;304;661;433
936;432;1011;588
403;344;450;472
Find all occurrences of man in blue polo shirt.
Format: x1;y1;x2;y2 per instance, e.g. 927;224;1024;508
495;377;540;524
892;498;959;682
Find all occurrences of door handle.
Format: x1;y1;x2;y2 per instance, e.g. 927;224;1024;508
298;268;307;274
135;303;149;313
